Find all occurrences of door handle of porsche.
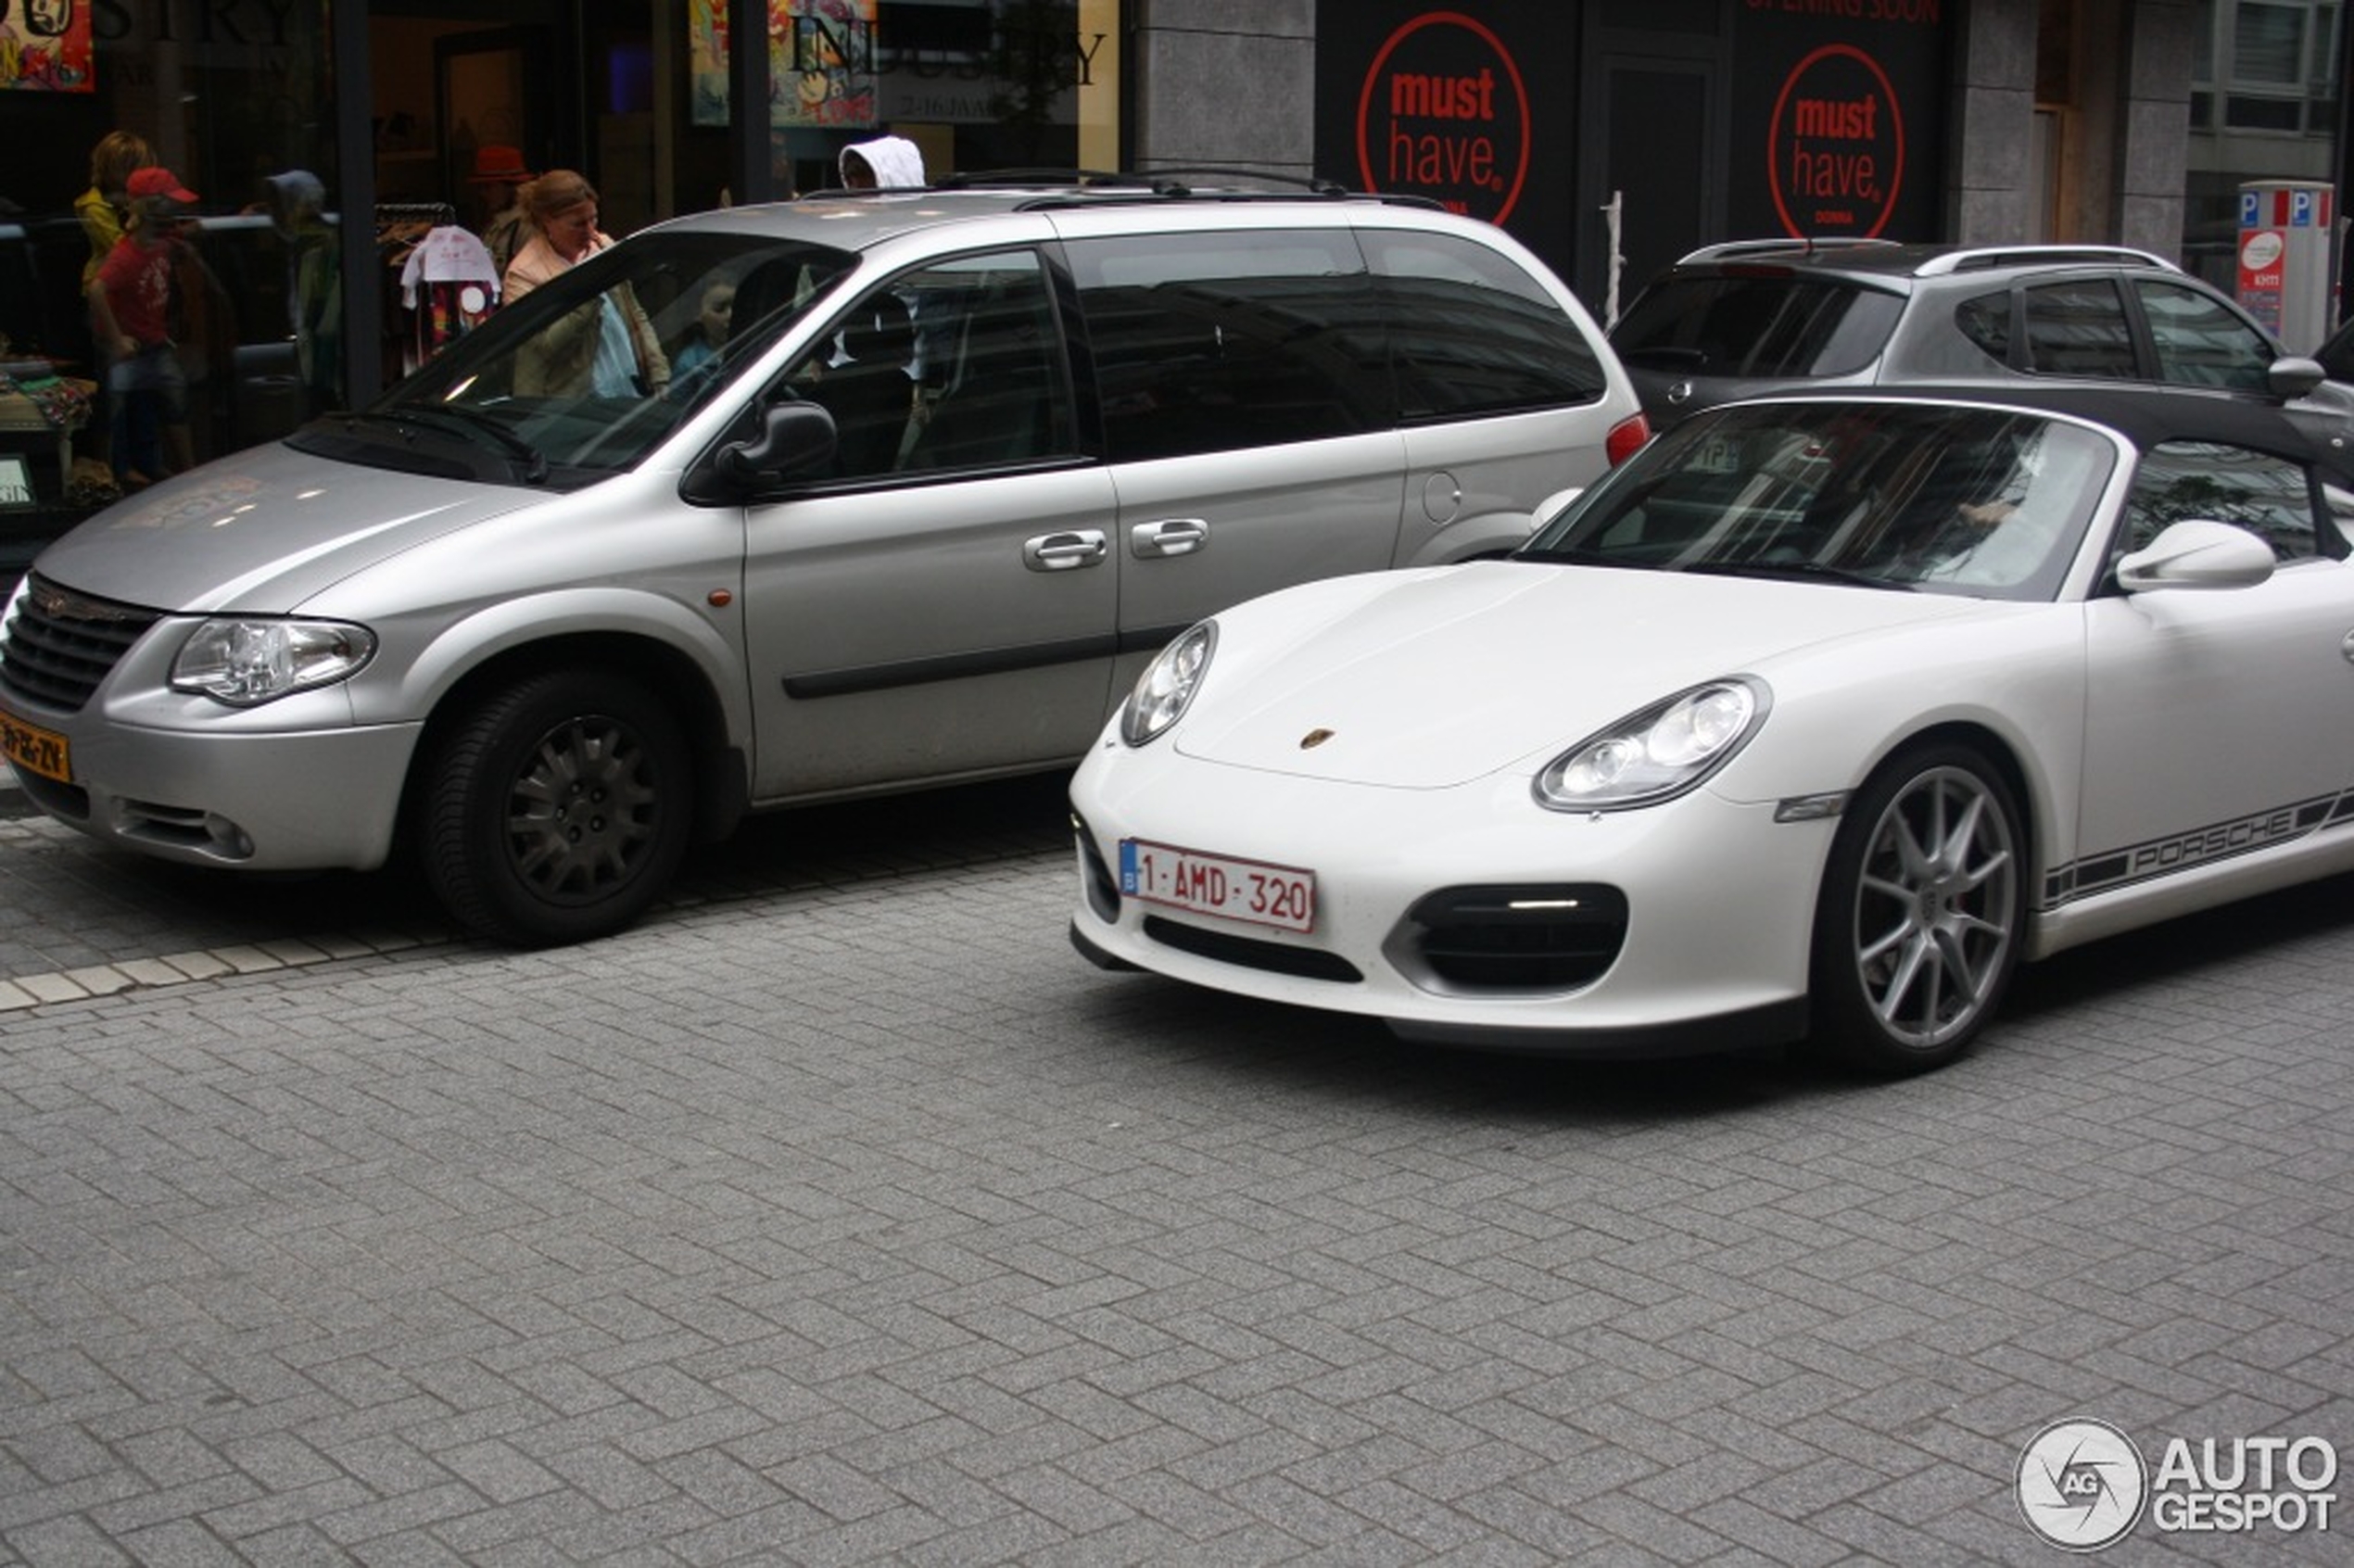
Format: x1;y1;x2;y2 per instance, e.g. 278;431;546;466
1131;518;1209;559
1023;529;1108;572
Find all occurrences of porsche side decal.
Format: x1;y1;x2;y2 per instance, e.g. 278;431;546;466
2043;791;2349;907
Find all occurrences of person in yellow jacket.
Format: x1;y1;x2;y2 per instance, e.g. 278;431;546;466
501;170;668;398
68;130;157;502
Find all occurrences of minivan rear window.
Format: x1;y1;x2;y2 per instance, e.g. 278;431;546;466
1612;276;1903;378
1361;230;1610;419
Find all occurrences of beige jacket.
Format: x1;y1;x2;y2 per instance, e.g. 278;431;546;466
504;231;669;398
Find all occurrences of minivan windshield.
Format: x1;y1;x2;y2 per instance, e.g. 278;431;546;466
290;232;854;486
1523;401;2115;601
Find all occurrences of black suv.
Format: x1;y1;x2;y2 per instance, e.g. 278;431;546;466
1609;239;2335;431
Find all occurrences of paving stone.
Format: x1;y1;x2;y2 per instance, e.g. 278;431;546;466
0;778;2350;1562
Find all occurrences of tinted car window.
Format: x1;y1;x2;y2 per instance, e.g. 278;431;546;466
1952;290;2014;365
787;248;1076;480
2137;281;2273;391
1359;229;1607;419
1611;276;1904;378
2122;440;2326;561
1067;231;1392;462
2019;279;2138;378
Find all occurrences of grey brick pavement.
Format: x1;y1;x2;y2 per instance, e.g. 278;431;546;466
0;776;2349;1563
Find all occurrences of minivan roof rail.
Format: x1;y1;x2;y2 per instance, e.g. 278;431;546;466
800;168;1441;210
1676;237;1903;264
1912;244;2181;275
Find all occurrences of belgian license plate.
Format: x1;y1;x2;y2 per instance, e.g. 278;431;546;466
1120;839;1316;932
0;705;69;783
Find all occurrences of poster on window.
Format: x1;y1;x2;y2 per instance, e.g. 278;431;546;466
690;0;878;130
2;0;95;93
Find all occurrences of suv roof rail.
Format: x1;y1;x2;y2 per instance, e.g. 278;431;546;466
1913;244;2181;276
1676;237;1903;264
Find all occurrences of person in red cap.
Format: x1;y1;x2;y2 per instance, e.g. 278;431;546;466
470;144;536;276
88;167;202;487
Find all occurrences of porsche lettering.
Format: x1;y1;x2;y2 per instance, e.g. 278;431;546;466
2130;809;2303;874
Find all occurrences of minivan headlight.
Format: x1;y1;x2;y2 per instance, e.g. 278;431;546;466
1120;621;1216;746
171;618;378;706
1535;678;1767;811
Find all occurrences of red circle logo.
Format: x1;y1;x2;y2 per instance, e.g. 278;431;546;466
1767;44;1905;238
1354;12;1531;224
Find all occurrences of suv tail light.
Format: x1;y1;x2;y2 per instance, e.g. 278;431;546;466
1605;413;1652;467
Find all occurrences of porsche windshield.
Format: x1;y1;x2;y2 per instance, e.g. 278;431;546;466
293;232;854;486
1526;402;2117;601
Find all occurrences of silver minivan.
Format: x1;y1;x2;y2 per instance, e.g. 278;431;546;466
0;180;1648;943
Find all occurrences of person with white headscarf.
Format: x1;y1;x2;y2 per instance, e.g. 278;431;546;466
839;135;926;190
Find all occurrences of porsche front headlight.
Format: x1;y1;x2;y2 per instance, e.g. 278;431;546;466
1120;620;1217;746
1535;677;1767;811
171;618;378;706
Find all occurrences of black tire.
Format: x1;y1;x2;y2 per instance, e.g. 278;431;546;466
420;669;692;946
1808;741;2027;1075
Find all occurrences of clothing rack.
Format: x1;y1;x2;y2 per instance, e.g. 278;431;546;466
373;200;458;229
373;203;465;386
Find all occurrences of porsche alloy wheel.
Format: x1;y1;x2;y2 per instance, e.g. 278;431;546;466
1813;744;2025;1074
422;670;692;946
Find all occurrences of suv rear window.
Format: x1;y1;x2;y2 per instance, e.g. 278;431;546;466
1612;275;1904;378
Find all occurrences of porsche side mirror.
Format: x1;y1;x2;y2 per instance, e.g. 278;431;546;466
2115;519;2276;592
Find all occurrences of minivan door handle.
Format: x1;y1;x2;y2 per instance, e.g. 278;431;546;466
1130;518;1209;559
1023;529;1108;572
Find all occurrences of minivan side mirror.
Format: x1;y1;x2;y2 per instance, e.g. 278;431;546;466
715;399;839;490
2115;519;2276;592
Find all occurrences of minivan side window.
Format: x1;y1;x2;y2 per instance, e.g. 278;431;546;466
1066;230;1393;462
2137;281;2273;392
1361;229;1609;419
2018;279;2138;379
784;247;1077;480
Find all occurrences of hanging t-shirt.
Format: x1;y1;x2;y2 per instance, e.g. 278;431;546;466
399;225;501;367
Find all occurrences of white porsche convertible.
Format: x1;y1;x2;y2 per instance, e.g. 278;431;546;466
1068;386;2354;1073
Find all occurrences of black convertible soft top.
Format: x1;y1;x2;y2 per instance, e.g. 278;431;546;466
1756;381;2354;486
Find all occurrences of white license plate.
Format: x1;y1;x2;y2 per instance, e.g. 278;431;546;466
1693;435;1741;473
1120;839;1316;932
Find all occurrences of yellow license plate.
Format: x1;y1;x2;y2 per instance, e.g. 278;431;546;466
0;706;70;783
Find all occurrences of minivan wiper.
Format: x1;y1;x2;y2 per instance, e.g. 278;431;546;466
340;407;550;483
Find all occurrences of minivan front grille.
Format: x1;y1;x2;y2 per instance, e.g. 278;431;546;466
0;575;164;713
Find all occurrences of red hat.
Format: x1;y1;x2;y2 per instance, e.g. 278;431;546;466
469;145;535;183
128;166;199;207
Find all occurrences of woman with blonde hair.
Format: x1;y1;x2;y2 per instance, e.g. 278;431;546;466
502;169;667;398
